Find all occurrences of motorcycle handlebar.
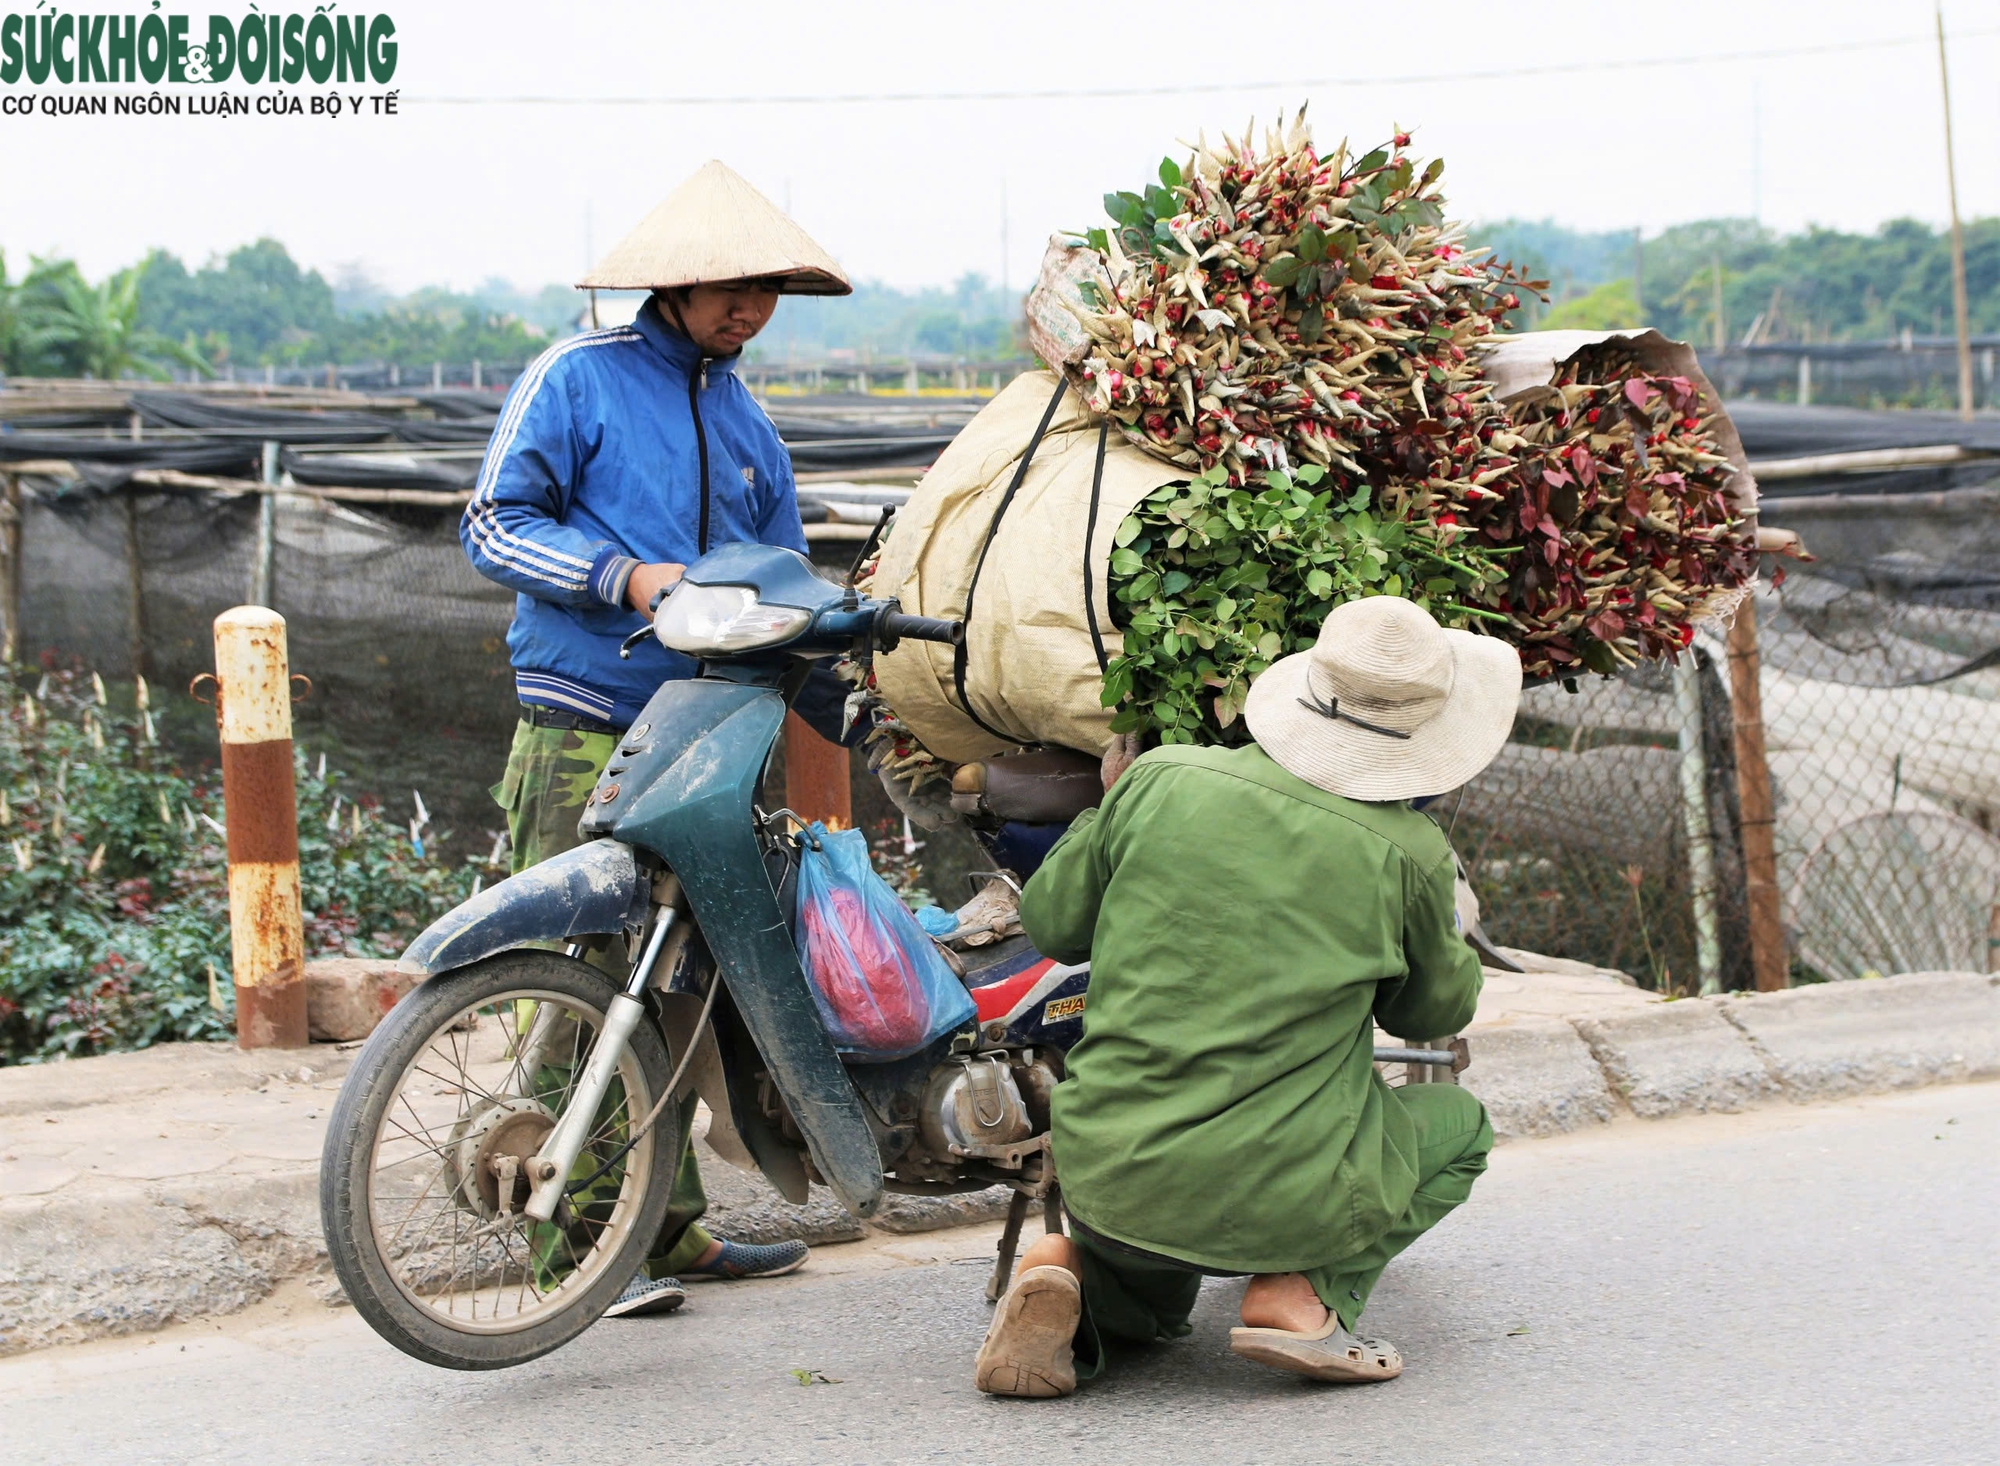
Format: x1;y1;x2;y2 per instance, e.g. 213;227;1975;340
877;611;963;647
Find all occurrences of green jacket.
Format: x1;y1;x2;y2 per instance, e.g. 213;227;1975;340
1019;743;1481;1275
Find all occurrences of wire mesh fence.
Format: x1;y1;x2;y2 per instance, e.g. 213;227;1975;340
7;466;1997;992
1453;556;2000;991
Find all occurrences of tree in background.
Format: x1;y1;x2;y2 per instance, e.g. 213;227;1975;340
139;239;339;364
755;272;1023;362
0;252;17;374
7;222;1991;382
1537;278;1645;332
14;258;211;381
1481;215;1998;345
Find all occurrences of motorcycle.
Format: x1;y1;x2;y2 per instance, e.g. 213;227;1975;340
319;540;1464;1371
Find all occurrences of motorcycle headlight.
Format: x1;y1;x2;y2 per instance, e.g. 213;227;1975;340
654;583;811;655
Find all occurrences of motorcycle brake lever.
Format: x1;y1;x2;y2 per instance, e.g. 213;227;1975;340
618;625;653;660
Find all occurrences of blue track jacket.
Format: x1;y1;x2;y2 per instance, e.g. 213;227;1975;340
461;297;808;729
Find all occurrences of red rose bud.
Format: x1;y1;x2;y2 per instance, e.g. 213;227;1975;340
1393;131;1411;146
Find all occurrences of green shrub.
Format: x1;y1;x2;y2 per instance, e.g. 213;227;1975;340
0;668;480;1064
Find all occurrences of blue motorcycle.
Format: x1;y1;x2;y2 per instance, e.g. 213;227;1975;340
319;543;1095;1370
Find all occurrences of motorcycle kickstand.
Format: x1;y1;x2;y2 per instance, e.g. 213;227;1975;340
985;1191;1032;1305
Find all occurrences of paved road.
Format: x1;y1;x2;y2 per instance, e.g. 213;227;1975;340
8;1083;1994;1466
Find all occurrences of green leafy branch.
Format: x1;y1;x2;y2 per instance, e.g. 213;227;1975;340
1102;464;1507;745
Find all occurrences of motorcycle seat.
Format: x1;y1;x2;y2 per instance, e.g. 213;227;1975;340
950;748;1103;825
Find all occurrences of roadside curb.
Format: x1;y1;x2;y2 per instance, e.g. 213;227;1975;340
1465;969;1998;1141
1456;1018;1616;1138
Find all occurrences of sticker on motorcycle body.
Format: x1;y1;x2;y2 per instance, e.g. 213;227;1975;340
1041;994;1085;1023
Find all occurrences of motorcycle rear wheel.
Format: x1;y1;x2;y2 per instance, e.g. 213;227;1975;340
320;950;680;1370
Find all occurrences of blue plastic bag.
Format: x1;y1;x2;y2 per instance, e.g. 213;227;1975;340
793;822;975;1061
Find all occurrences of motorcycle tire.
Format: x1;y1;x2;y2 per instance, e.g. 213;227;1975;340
320;950;681;1370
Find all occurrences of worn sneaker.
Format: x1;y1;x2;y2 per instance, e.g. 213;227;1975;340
974;1265;1081;1398
682;1238;809;1282
602;1274;687;1318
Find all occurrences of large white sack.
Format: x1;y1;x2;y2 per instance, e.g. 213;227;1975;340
871;371;1187;763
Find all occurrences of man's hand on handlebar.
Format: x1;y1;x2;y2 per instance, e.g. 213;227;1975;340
626;563;685;614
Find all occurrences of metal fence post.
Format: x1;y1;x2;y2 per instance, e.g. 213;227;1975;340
213;606;308;1048
1674;653;1724;994
251;441;279;608
0;470;20;665
1726;594;1789;990
122;491;149;677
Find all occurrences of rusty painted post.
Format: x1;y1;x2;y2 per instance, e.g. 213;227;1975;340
1726;593;1789;992
214;606;308;1048
783;712;852;829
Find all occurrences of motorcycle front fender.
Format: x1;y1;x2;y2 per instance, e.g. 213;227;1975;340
604;678;886;1221
397;838;649;976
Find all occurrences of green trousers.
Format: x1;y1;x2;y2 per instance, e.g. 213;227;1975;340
494;718;716;1280
1069;1083;1493;1379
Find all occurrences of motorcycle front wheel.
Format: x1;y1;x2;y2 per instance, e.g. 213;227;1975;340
320;949;680;1370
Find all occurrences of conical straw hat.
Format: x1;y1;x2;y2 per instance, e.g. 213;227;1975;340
578;160;851;296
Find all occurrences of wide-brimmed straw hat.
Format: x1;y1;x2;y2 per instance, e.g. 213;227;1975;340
578;160;851;296
1243;596;1521;802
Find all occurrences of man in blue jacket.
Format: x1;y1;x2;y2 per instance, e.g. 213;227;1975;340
462;160;852;1319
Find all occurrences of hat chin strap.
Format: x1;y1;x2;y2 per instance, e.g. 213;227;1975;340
659;290;699;347
1293;686;1413;741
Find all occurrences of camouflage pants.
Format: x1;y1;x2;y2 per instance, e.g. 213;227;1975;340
494;718;715;1280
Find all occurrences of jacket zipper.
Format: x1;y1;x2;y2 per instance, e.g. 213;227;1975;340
690;357;712;555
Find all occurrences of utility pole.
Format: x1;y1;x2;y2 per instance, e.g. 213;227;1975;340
1936;4;1975;422
1711;253;1726;352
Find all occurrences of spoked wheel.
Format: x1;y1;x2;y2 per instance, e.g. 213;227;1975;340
320;950;680;1369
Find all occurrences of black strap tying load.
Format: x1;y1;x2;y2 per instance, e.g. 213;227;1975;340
953;378;1069;744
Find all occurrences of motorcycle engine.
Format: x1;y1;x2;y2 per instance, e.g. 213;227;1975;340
920;1055;1032;1158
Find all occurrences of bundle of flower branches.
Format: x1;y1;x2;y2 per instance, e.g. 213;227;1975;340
1078;113;1755;742
1465;342;1755;678
1065;110;1532;507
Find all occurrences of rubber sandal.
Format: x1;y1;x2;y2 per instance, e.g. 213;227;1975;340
1229;1313;1403;1383
974;1265;1081;1398
682;1238;809;1282
602;1274;687;1318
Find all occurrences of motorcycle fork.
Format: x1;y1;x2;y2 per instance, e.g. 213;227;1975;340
522;910;678;1223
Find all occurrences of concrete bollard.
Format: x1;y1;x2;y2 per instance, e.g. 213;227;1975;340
213;607;308;1048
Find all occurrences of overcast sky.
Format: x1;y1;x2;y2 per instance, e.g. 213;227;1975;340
5;0;1996;296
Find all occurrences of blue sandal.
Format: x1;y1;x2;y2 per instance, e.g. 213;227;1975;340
682;1238;809;1282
